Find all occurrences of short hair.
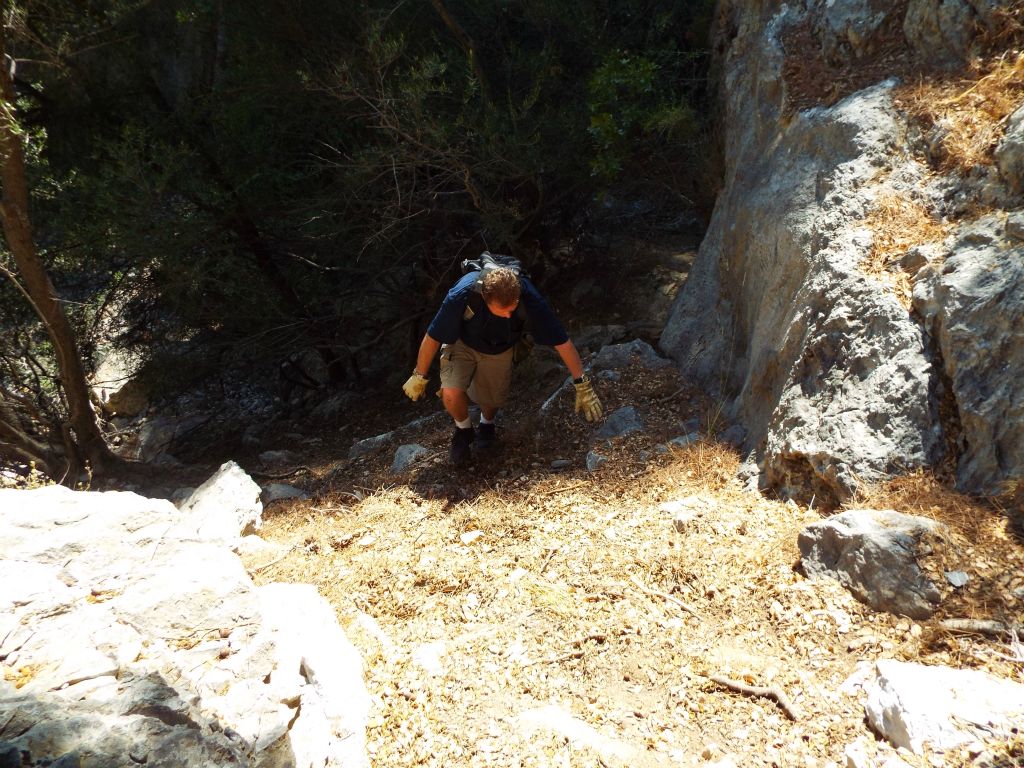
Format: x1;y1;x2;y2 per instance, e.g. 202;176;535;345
480;267;521;307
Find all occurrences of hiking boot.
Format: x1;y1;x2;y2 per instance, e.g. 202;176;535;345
449;426;475;466
476;422;497;451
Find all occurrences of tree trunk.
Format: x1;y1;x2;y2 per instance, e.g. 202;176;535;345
0;32;116;479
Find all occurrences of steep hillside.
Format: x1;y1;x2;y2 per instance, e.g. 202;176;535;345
246;357;1023;768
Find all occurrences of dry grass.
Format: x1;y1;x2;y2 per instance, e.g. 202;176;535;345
860;191;950;306
252;393;1024;768
896;51;1024;172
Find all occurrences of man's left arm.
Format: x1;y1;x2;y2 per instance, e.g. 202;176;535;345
554;340;585;380
554;340;603;422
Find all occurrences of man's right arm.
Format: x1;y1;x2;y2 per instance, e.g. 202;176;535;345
414;334;442;377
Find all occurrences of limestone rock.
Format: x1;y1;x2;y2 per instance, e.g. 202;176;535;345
904;0;977;67
592;406;644;442
659;1;946;504
865;660;1024;753
390;444;429;474
349;430;396;459
179;461;263;542
912;215;1024;495
996;106;1024;194
798;509;947;618
261;483;309;504
136;415;206;463
91;348;147;417
0;485;370;768
259;450;296;467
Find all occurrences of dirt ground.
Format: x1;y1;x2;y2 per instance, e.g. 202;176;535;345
245;358;1024;768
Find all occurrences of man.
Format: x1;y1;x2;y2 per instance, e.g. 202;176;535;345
402;258;603;465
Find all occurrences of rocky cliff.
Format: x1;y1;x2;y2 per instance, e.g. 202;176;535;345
662;0;1024;504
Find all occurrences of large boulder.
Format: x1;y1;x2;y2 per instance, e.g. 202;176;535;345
0;483;369;768
660;0;1022;502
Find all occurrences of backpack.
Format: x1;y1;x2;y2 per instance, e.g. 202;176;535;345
460;251;529;283
460;252;533;361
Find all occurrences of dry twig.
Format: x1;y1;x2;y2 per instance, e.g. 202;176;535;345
709;675;803;721
629;574;700;618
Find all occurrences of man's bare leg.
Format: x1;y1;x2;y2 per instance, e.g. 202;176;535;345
441;387;470;422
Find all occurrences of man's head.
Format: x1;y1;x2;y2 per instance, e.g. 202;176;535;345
480;267;521;318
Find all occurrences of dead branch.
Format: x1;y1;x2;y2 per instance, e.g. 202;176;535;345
939;618;1009;637
629;574;700;618
709;674;803;721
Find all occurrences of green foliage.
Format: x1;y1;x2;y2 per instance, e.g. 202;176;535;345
1;0;714;430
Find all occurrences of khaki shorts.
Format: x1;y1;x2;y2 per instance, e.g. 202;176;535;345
439;339;514;408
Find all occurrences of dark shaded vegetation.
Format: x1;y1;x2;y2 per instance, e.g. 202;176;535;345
0;0;715;481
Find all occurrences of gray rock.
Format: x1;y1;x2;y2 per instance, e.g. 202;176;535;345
819;0;900;60
91;349;147;417
593;406;644;442
170;487;195;506
550;459;572;470
586;452;607;472
136;415;207;463
573;325;628;353
912;215;1024;495
995;106;1024;194
904;0;976;67
349;430;396;459
865;660;1024;753
669;433;703;448
261;484;308;504
591;339;672;372
0;743;20;768
799;509;947;618
258;450;296;467
310;392;355;422
390;444;429;474
660;48;940;506
1008;211;1024;241
945;570;969;588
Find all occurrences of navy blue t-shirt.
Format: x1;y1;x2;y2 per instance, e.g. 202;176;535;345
426;272;569;354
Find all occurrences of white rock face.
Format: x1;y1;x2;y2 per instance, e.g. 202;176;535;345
865;660;1024;754
0;479;369;767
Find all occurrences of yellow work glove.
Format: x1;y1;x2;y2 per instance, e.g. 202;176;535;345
402;371;429;401
573;375;603;422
